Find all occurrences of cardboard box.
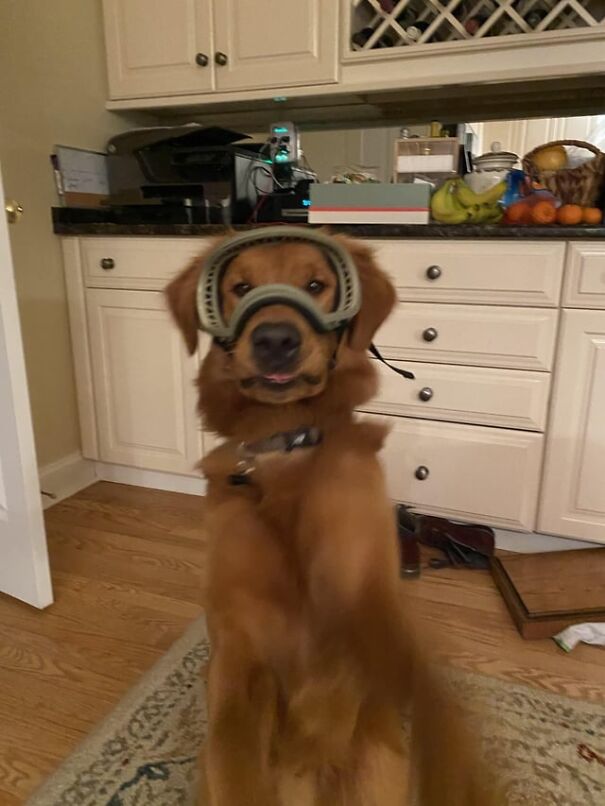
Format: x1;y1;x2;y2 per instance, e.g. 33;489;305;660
309;183;430;224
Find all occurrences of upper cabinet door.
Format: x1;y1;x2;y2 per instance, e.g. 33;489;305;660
213;0;338;92
103;0;214;99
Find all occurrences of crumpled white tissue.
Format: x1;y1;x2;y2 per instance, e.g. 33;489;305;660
553;623;605;652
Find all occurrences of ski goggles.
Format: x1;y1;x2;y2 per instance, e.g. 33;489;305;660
195;226;361;345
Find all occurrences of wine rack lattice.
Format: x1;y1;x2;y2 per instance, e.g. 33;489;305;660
350;0;605;51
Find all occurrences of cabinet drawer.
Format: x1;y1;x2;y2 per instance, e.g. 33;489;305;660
360;361;550;431
368;239;565;307
376;303;558;371
373;415;543;531
81;237;208;290
563;242;605;309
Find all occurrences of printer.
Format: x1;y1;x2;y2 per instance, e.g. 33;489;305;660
105;124;273;224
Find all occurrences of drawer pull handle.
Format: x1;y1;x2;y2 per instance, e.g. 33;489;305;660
215;51;228;66
195;52;209;67
418;386;433;402
426;265;442;280
415;465;430;481
100;258;115;270
422;327;438;342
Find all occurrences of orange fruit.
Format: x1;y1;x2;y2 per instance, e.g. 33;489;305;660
582;207;603;225
531;200;557;225
505;201;532;224
557;204;583;226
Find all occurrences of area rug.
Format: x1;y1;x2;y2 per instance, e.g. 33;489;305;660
27;614;605;806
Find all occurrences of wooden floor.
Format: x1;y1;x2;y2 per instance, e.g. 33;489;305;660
0;482;603;804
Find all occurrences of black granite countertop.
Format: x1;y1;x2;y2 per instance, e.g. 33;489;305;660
52;208;605;240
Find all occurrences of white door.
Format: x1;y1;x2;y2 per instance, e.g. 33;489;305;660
86;288;202;475
538;309;605;542
0;170;52;608
102;0;215;99
213;0;338;92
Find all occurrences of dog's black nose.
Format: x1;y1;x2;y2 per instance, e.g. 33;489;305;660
251;322;301;370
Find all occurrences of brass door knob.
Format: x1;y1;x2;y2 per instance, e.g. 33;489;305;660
5;200;24;224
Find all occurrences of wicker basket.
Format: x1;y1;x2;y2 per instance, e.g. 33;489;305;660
522;140;605;207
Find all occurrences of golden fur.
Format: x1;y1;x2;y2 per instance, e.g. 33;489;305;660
165;232;506;806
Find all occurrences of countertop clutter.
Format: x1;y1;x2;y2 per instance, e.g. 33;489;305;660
51;208;605;240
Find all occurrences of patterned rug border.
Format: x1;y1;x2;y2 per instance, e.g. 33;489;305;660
26;611;605;804
26;614;208;805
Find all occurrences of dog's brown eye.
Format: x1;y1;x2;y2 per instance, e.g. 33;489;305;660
306;279;325;295
232;282;253;298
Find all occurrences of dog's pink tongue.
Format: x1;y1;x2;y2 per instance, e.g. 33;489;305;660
264;373;294;384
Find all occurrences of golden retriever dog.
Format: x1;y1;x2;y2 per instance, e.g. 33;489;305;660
166;230;505;806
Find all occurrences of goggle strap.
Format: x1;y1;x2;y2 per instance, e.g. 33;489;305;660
368;343;415;381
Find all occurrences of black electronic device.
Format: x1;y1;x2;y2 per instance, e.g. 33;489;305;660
106;125;273;224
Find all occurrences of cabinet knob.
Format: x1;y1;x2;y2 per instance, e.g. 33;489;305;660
415;465;430;481
215;51;228;66
426;265;442;280
422;327;438;342
418;386;433;402
195;52;209;67
100;257;115;270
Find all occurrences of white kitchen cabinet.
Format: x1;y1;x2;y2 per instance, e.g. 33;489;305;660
376;303;559;371
86;288;202;475
213;0;338;92
103;0;337;100
103;0;215;99
80;236;206;291
538;309;605;542
362;361;551;432
343;2;605;96
370;240;565;308
61;234;605;544
563;242;605;309
375;415;544;532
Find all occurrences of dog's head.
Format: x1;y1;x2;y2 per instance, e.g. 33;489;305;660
165;231;395;406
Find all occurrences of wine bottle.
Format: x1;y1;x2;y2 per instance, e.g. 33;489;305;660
406;20;429;42
351;27;394;49
464;14;488;36
526;9;547;28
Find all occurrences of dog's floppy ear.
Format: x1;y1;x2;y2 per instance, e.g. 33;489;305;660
164;257;203;355
334;235;396;352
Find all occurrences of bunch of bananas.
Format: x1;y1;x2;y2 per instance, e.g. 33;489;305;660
431;178;506;224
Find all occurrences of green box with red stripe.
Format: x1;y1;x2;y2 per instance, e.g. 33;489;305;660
308;182;430;224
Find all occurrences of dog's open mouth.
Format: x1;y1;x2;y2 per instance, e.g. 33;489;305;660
241;372;323;391
260;373;298;389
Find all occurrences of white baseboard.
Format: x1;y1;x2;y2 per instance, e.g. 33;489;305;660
494;528;599;553
39;452;98;509
95;462;207;496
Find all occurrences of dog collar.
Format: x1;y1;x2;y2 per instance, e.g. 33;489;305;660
228;426;322;486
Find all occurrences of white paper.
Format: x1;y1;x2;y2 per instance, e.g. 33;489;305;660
55;146;109;195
